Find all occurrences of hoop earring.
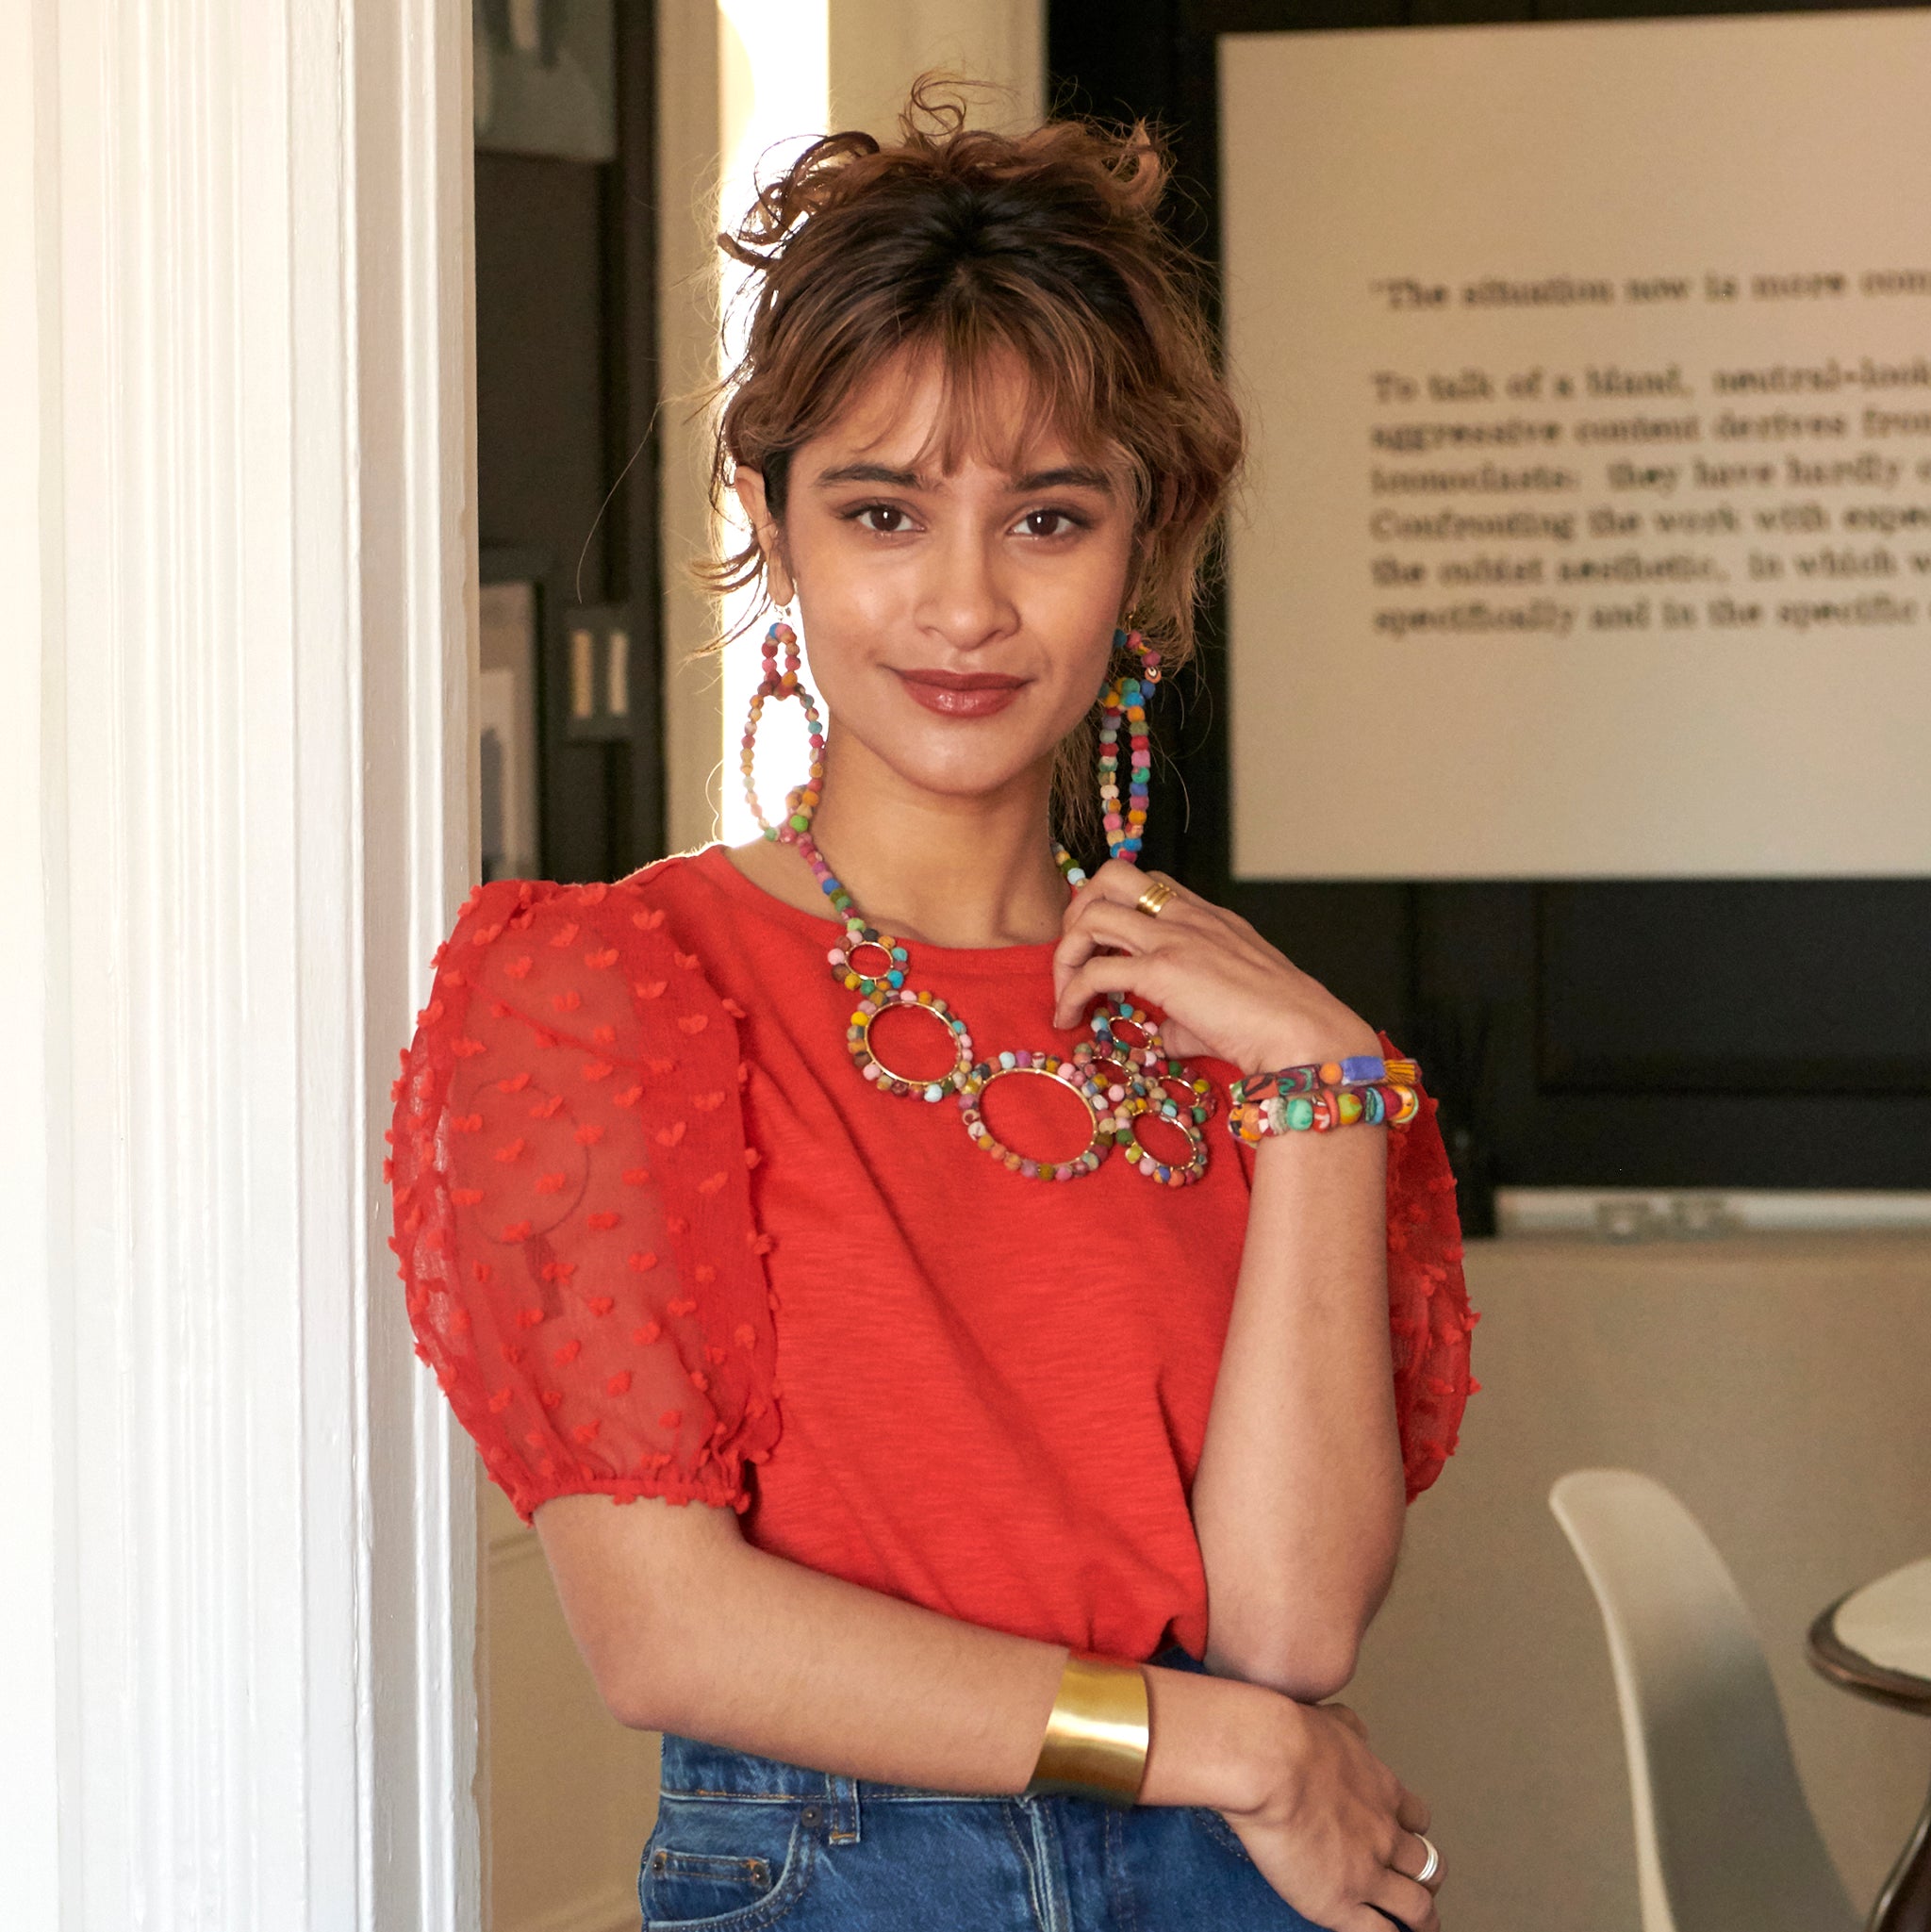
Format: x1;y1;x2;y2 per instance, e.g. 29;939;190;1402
740;619;826;842
1097;627;1162;865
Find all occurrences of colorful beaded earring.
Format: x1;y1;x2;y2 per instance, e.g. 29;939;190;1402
740;619;826;839
1097;627;1162;865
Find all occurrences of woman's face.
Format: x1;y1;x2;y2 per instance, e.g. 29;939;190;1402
734;350;1137;811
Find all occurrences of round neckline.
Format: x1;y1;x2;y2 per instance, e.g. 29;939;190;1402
689;840;1065;977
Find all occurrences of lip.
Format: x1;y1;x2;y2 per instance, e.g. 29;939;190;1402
893;667;1030;718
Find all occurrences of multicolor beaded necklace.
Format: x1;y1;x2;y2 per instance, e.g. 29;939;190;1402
742;620;1214;1186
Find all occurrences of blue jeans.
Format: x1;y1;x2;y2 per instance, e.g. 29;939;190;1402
639;1646;1327;1931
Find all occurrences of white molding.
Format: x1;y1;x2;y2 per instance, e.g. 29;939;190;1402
8;2;478;1928
1496;1187;1931;1241
1;6;63;1925
657;0;726;854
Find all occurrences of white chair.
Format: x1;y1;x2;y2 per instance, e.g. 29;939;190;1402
1549;1468;1859;1932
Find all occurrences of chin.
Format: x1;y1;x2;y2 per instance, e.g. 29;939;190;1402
890;732;1045;802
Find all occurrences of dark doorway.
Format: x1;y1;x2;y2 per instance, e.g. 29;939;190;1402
475;0;665;883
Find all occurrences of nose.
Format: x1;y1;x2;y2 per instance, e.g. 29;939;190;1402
913;522;1018;654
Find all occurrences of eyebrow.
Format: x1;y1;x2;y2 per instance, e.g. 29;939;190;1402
812;460;1117;495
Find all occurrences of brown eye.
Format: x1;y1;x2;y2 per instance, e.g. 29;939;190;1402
856;504;910;535
1020;509;1079;538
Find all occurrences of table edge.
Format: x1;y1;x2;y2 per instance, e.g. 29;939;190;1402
1807;1593;1931;1717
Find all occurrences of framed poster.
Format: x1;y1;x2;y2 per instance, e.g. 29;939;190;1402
1221;11;1931;880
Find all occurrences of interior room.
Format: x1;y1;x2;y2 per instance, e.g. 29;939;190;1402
10;2;1928;1930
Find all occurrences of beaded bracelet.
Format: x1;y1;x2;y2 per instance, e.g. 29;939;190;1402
1229;1079;1421;1143
1230;1055;1418;1104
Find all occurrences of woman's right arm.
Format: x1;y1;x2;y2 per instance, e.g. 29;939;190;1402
535;1494;1442;1932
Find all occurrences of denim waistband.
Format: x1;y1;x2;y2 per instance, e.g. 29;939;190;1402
657;1643;1206;1805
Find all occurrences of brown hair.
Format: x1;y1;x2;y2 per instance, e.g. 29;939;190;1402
714;81;1251;846
707;80;1245;843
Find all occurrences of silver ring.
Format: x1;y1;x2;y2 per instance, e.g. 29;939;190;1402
1412;1833;1441;1885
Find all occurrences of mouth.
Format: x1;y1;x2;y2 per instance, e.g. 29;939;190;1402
892;667;1031;718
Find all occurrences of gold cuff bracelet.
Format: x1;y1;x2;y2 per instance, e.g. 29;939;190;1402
1024;1651;1150;1808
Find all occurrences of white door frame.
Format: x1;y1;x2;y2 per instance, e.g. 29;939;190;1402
4;2;480;1926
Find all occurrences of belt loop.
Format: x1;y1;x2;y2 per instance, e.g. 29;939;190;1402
823;1773;862;1844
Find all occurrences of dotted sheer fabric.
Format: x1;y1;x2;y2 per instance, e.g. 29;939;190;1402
389;855;1475;1582
388;878;781;1519
1378;1049;1478;1501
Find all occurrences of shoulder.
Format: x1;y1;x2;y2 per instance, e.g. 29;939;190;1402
431;869;748;1059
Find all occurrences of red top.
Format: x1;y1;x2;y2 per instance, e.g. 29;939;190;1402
389;844;1474;1660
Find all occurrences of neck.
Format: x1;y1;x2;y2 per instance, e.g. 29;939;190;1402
800;728;1068;949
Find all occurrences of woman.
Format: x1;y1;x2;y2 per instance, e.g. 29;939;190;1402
391;91;1471;1932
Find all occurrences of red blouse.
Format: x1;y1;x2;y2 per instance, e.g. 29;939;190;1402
389;845;1474;1660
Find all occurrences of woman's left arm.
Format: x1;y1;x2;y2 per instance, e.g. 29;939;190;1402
1051;861;1406;1702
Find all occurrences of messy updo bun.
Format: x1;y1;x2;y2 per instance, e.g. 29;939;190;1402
707;78;1244;673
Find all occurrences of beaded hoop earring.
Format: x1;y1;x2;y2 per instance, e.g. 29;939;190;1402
741;619;826;839
1097;628;1163;866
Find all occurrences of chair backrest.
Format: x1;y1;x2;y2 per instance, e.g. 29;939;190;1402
1549;1469;1858;1932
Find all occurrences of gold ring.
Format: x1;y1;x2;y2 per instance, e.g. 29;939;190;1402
1134;878;1175;918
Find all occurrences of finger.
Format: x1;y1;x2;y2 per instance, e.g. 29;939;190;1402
1323;1702;1369;1742
1079;859;1202;915
1051;906;1161;1023
1372;1871;1438;1932
1395;1786;1430;1835
1390;1831;1444;1892
1052;952;1168;1031
1058;900;1180;967
1059;873;1212;949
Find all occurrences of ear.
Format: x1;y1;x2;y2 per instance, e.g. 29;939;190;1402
732;469;797;608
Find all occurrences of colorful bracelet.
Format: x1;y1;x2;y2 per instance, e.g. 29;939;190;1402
1229;1076;1422;1143
1230;1055;1418;1104
1025;1652;1150;1807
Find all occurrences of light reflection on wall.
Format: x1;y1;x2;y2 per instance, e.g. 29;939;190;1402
717;0;828;847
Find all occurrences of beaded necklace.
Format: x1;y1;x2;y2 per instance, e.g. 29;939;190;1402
742;621;1214;1185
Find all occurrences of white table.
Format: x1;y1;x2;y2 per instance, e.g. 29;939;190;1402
1810;1559;1931;1932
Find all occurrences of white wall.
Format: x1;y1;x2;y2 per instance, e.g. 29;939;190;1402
831;0;1044;137
4;2;478;1927
1350;1234;1931;1931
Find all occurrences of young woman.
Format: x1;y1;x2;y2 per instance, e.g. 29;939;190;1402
392;93;1472;1932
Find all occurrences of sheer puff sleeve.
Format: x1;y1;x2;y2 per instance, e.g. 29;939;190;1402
388;877;781;1522
1378;1031;1478;1502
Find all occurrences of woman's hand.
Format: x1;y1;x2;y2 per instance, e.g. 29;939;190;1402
1226;1696;1444;1932
1050;859;1378;1076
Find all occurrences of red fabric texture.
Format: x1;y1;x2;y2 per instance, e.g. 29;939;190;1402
390;845;1475;1660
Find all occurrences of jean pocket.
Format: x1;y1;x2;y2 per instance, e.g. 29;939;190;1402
639;1798;815;1930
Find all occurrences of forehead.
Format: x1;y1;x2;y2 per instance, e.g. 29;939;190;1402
806;343;1114;484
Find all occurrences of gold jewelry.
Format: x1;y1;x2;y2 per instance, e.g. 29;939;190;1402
1025;1652;1150;1807
1133;878;1175;919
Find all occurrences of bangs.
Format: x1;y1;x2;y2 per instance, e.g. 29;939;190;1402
799;321;1145;509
